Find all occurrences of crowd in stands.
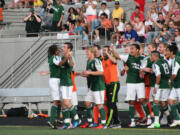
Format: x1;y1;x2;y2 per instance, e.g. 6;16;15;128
1;0;180;48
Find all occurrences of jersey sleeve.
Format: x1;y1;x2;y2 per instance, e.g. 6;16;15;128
172;61;180;75
53;56;62;66
153;63;161;76
119;54;129;63
140;56;148;69
95;59;103;72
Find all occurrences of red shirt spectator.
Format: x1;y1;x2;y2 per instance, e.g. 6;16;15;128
134;0;145;12
131;6;145;22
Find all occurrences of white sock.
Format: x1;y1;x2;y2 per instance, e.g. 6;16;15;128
154;116;159;124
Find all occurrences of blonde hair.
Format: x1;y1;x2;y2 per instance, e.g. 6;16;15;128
87;46;96;55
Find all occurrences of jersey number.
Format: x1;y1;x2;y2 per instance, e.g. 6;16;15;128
162;63;169;74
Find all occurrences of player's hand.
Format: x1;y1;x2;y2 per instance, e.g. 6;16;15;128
57;22;61;27
168;80;171;87
120;69;125;76
153;88;157;94
124;65;129;71
139;71;145;79
110;45;114;52
40;71;49;76
83;70;90;76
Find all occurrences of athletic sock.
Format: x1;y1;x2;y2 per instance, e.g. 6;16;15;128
50;105;57;124
176;102;180;113
170;104;179;120
153;104;160;123
163;105;169;116
143;104;150;117
69;105;79;121
56;104;61;120
99;107;106;126
86;106;93;125
129;105;135;119
62;109;71;126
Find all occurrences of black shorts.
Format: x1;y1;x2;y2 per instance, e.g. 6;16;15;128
51;21;62;32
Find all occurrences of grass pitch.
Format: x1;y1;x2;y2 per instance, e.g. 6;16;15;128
0;126;179;135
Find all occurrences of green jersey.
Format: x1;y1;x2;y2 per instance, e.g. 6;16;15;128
52;2;64;22
86;58;105;91
141;56;156;87
60;57;73;86
48;56;61;78
120;54;144;83
172;56;180;88
152;59;171;89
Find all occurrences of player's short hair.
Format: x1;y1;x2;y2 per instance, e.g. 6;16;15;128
94;44;101;50
139;43;144;49
167;45;178;55
159;42;168;48
64;42;73;51
114;18;119;22
48;44;58;58
151;51;160;58
87;46;96;55
148;42;157;50
132;43;140;50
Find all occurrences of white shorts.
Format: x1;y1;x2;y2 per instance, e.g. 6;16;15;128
154;89;170;101
169;88;180;101
49;78;61;101
71;91;78;106
60;86;73;100
126;83;145;101
85;90;105;105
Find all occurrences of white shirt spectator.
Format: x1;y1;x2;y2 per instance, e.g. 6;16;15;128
162;4;169;17
135;22;145;36
145;13;158;26
115;22;125;32
98;9;110;18
85;1;97;16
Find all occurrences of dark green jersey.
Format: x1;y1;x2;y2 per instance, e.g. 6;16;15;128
153;59;171;89
86;58;105;91
60;56;73;86
52;2;64;22
172;56;180;88
121;54;144;83
48;56;61;78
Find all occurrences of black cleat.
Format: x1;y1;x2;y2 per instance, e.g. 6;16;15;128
47;121;57;129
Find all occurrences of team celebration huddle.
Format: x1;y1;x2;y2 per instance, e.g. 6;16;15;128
42;41;180;129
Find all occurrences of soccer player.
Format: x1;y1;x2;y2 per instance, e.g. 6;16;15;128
111;43;150;127
60;42;79;129
80;46;106;129
148;51;171;128
102;46;121;128
167;45;180;127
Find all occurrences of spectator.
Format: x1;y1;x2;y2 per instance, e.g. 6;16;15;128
82;30;89;48
94;13;112;42
147;0;158;10
174;28;180;49
145;7;158;33
85;0;97;33
51;0;64;32
8;0;23;9
170;2;180;27
0;0;5;8
134;0;145;12
98;2;110;19
146;12;165;44
159;0;170;17
24;8;42;37
133;15;145;43
111;18;125;46
122;23;139;45
40;0;48;24
155;25;170;43
131;6;145;23
75;20;84;39
168;21;176;37
67;7;77;23
112;1;124;22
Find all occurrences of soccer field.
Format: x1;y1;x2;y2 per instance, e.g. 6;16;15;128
0;126;179;135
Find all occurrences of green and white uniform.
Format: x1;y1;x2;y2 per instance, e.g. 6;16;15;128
120;54;145;101
152;59;171;101
60;56;73;100
48;55;61;101
85;58;105;104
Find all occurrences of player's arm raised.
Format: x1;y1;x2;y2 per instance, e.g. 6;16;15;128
106;50;117;64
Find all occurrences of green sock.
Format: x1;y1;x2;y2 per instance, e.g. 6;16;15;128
176;102;180;113
153;104;160;116
69;106;79;121
129;105;135;119
99;108;106;126
62;109;70;126
170;104;179;120
56;104;61;120
143;104;150;116
50;105;57;124
86;106;93;124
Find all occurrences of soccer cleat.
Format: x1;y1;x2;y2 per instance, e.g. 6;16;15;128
47;121;57;129
94;124;107;129
160;115;168;125
59;125;71;130
136;117;146;126
146;118;152;125
93;123;98;127
128;122;136;128
72;120;79;128
169;120;180;127
80;122;93;128
109;124;121;129
147;123;160;128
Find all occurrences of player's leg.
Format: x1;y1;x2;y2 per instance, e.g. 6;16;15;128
126;83;136;127
48;78;61;129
